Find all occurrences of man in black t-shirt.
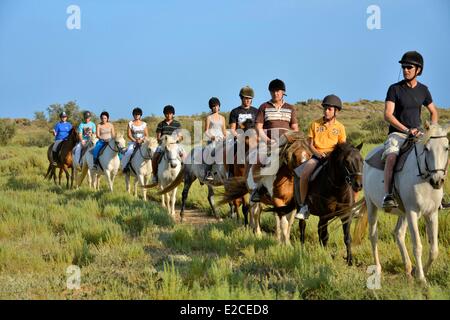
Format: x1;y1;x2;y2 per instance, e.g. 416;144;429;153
151;105;184;184
382;51;439;210
229;86;259;135
228;86;258;176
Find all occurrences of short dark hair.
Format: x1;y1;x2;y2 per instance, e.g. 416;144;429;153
100;111;110;120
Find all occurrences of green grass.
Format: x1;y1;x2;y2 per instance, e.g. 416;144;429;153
0;124;450;299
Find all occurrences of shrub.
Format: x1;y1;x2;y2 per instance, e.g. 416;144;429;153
0;119;16;145
360;117;388;143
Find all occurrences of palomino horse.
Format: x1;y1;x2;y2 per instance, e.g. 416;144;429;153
221;132;312;245
296;142;364;265
45;127;79;188
123;137;158;201
357;123;448;283
73;134;98;189
81;134;127;191
157;135;183;217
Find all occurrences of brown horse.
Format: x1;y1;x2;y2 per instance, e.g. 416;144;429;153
299;142;363;265
45;128;79;188
271;142;364;264
221;132;312;244
223;122;258;225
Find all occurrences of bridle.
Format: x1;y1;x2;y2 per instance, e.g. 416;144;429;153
415;135;449;179
344;165;363;186
107;139;125;154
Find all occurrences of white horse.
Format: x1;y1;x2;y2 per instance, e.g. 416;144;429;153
362;123;449;283
123;137;159;200
82;134;127;192
73;134;98;189
158;135;183;217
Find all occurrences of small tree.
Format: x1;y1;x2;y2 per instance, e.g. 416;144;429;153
34;111;47;122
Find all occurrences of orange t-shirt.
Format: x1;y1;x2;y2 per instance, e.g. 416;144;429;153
308;118;346;154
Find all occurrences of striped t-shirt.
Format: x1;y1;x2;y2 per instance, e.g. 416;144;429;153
255;101;297;137
156;119;182;138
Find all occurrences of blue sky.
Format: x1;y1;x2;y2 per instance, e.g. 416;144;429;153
0;0;449;119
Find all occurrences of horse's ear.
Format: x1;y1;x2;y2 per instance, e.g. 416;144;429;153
424;121;431;131
356;142;363;151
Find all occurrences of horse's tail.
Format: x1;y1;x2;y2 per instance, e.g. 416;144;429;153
218;177;249;205
152;167;185;194
352;198;368;245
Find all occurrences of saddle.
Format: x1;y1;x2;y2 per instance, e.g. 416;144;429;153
365;136;415;172
294;159;328;182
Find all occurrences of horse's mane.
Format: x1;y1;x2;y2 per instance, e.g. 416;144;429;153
160;134;178;147
420;123;447;144
329;142;354;160
144;137;158;149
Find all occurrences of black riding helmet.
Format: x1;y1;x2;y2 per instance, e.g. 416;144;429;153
399;51;424;75
268;79;286;92
322;94;343;111
83;111;92;120
209;97;221;109
163;105;175;115
132;107;143;116
60;111;68;118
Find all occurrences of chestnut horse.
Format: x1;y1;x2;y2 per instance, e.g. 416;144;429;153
221;132;312;244
45;127;79;188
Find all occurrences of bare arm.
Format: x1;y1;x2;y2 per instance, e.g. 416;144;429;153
425;102;439;124
230;123;238;137
384;101;409;133
96;124;101;139
256;122;270;143
111;124;116;139
291;123;299;132
127;126;135;142
222;116;227;138
308;137;324;158
205;116;212;139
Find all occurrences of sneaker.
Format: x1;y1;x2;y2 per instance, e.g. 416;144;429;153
250;188;261;202
382;194;398;210
295;204;310;220
205;171;214;181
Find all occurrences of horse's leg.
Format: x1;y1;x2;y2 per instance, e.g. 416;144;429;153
368;200;382;276
318;218;329;247
424;211;439;275
64;167;69;189
134;177;139;198
105;170;114;192
299;219;306;244
207;185;218;219
341;217;353;266
406;210;426;282
171;187;177;217
287;210;296;238
252;203;262;237
242;203;249;227
58;168;63;186
394;215;412;277
280;214;291;246
125;173;131;194
180;176;195;223
139;175;147;201
229;202;235;219
70;167;74;189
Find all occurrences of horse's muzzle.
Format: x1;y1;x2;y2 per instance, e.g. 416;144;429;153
170;162;178;169
430;177;444;189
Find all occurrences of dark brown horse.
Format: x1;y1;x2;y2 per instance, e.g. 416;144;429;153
45;128;79;188
293;142;364;265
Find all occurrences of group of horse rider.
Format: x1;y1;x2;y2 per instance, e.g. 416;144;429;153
50;50;439;217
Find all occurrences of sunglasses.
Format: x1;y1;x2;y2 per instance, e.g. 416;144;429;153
401;65;415;70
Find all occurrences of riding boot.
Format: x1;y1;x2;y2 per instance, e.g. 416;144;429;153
52;151;58;166
152;152;161;183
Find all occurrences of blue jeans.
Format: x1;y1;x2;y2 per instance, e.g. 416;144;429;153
93;140;107;162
